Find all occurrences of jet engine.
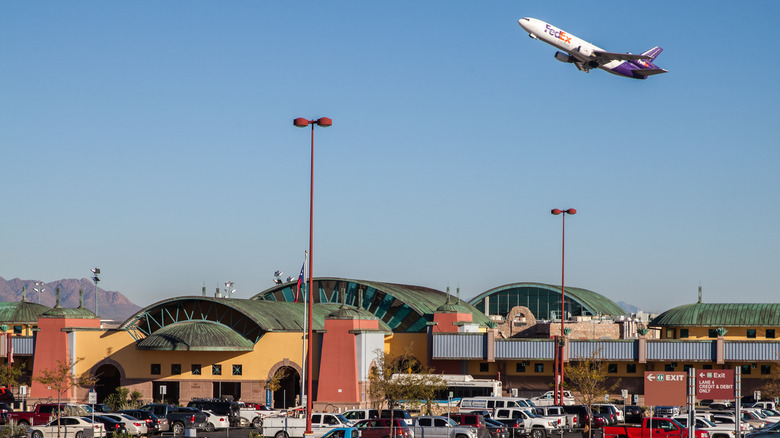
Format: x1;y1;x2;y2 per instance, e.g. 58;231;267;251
554;51;574;63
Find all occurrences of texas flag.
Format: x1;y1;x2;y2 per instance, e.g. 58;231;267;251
294;262;305;303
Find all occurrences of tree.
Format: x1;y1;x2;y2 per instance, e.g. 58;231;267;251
756;353;780;401
104;387;144;411
34;356;97;438
0;365;21;389
368;349;446;414
563;350;620;438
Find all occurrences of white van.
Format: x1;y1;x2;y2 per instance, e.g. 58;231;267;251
459;397;534;414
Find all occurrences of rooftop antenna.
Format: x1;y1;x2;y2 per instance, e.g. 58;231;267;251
698;283;702;304
202;282;206;297
21;285;27;302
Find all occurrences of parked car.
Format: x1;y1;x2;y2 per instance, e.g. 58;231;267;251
92;415;128;437
381;410;414;427
484;418;509;438
624;406;643;424
592;405;619;425
322;428;361;438
603;417;711;438
654;406;682;417
672;415;736;438
202;410;230;432
354;418;413;438
562;405;591;429
746;421;780;438
413;416;480;438
119;409;168;434
187;399;240;426
29;416;106;438
99;413;149;436
531;391;575;406
449;413;490;438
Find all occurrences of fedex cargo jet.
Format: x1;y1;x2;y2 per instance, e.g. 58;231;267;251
518;17;667;79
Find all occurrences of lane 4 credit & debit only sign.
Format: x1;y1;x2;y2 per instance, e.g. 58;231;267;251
696;369;734;400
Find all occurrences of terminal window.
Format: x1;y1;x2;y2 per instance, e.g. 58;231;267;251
479;363;489;373
171;364;181;375
747;329;757;339
212;364;222;375
192;364;201;375
767;329;776;339
679;329;689;338
626;363;637;373
150;364;161;375
516;363;526;373
761;365;771;375
534;363;544;373
607;364;617;374
233;364;243;376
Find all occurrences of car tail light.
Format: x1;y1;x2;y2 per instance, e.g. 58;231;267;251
191;415;196;422
134;422;142;426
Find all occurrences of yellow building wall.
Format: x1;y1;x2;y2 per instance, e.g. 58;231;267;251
663;326;780;340
70;328;316;404
384;333;428;367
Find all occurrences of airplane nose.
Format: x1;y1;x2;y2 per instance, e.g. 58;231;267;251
518;17;531;31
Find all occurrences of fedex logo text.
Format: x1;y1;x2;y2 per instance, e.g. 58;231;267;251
545;25;571;44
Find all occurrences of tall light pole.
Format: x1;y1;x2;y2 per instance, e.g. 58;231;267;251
551;208;575;406
293;116;331;437
91;268;101;317
33;281;45;304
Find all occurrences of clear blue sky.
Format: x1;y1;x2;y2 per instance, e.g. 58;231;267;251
2;1;779;312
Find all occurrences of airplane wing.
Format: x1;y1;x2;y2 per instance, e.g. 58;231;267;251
632;68;668;78
593;50;652;61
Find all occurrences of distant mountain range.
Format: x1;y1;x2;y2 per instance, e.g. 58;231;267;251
616;300;640;314
0;276;141;322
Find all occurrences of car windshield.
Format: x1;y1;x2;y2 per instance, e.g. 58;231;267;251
669;419;685;428
335;414;350;424
80;417;97;423
765;409;780;416
700;419;716;427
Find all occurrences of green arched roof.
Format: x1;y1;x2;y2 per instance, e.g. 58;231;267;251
41;305;97;319
650;303;780;327
252;278;493;333
0;301;50;324
136;321;255;351
468;282;625;319
119;296;392;348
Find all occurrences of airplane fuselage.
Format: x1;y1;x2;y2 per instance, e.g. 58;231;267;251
518;17;665;79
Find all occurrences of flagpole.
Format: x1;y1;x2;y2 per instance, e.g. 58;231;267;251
300;251;308;411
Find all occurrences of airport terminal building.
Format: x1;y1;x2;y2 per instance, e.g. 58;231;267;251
2;279;779;408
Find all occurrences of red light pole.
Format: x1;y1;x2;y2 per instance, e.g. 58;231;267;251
551;208;576;406
293;117;331;437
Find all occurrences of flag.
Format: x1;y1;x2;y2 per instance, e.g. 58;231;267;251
294;262;305;303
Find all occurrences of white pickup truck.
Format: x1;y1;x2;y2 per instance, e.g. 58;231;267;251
263;413;353;438
413;416;479;438
493;408;560;438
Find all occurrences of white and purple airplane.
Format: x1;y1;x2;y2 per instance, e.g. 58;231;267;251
518;17;667;79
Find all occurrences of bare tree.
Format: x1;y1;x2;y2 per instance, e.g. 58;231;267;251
34;356;96;438
564;349;620;438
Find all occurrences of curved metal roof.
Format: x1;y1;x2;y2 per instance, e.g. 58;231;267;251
119;296;392;346
468;282;625;318
252;278;493;333
136;321;255;351
650;303;780;327
0;301;50;324
41;305;97;319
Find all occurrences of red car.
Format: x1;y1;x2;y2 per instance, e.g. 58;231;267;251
354;418;413;438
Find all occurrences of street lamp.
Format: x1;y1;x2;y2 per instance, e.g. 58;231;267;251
33;281;45;305
91;268;100;317
551;208;576;406
293;116;331;437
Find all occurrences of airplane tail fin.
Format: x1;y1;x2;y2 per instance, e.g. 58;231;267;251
640;46;663;60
